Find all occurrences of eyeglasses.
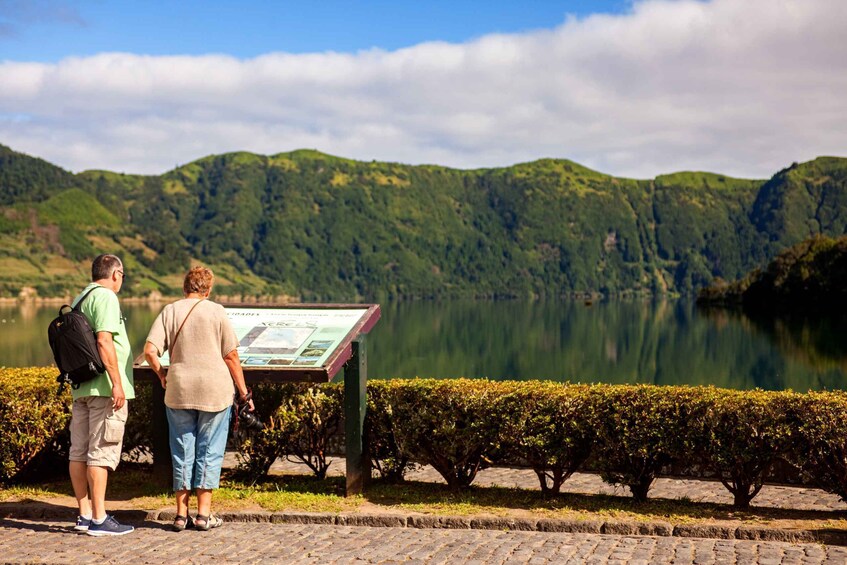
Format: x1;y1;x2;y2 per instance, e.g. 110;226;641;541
116;270;125;279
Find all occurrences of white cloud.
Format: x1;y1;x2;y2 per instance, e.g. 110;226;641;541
0;0;845;178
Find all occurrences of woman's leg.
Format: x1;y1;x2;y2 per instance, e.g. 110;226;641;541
175;489;190;518
165;408;199;496
192;407;232;520
196;488;212;518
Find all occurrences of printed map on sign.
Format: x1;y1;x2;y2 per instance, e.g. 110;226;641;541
147;307;369;368
239;324;316;355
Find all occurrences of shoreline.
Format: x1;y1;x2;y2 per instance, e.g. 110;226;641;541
0;294;298;306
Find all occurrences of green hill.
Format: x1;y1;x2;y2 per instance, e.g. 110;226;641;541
0;144;77;205
0;143;845;300
697;234;847;312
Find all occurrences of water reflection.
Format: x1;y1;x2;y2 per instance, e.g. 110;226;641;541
698;306;847;390
365;300;847;391
0;301;164;368
1;299;845;391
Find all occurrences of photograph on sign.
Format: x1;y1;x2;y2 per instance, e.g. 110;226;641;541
144;307;369;369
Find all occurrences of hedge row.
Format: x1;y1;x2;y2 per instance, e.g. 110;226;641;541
223;380;847;508
3;369;847;509
0;368;154;483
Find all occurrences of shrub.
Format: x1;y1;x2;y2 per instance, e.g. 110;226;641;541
386;379;510;488
591;385;705;502
233;382;294;482
273;384;342;480
0;367;71;483
366;381;416;482
504;382;595;493
790;392;847;501
697;389;795;508
234;412;286;483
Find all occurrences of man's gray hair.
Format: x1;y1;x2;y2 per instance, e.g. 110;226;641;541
91;254;123;281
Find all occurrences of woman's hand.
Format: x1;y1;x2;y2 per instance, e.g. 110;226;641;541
156;366;167;389
143;341;167;390
238;390;255;411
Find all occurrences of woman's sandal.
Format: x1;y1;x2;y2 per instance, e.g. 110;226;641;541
194;514;223;531
172;515;193;532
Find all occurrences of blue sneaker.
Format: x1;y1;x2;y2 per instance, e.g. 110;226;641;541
86;515;135;536
74;515;91;531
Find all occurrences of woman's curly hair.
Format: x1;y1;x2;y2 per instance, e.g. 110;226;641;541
183;266;214;295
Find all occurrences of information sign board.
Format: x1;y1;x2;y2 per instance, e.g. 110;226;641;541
135;303;380;383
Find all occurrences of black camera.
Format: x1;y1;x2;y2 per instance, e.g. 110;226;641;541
236;391;264;431
238;401;264;431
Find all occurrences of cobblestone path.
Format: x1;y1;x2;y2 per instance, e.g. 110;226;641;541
2;519;847;564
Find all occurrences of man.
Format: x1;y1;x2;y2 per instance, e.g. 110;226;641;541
68;254;136;536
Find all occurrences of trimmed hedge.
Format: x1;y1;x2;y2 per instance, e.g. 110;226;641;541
0;368;71;483
381;379;512;488
501;382;595;493
4;368;847;509
0;367;156;483
698;389;797;507
589;385;705;502
791;392;847;501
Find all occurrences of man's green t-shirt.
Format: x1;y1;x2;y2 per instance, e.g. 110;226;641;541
70;283;135;400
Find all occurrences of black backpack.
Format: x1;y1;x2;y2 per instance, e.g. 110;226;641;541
48;287;105;391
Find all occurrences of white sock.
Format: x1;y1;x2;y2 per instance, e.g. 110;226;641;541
92;516;107;525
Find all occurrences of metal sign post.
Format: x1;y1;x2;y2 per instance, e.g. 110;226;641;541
344;336;368;494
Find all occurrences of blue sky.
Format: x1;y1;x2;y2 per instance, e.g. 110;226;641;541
0;0;844;178
1;0;630;61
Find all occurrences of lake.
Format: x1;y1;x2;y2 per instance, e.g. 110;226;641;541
2;299;845;391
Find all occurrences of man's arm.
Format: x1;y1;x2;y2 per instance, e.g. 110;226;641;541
97;331;125;410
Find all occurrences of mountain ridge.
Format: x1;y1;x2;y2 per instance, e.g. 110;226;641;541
1;143;845;300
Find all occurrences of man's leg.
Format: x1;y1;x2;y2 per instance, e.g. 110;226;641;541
69;398;92;521
87;466;109;521
86;398;127;521
87;460;133;536
69;461;91;517
84;399;133;536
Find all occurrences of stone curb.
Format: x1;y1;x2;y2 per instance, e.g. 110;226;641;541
3;505;847;546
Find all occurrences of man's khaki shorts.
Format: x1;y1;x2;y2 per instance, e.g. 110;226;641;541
69;396;128;471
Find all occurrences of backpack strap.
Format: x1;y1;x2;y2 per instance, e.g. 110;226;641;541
72;286;104;311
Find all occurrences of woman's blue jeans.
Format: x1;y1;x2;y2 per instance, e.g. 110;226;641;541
165;406;231;492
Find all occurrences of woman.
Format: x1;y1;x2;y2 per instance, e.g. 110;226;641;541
143;266;251;531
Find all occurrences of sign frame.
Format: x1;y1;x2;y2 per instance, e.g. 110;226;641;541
132;302;381;496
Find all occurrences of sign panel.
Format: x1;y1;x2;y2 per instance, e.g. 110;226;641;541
135;303;380;382
149;307;371;369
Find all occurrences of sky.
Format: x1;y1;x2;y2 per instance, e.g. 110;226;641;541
0;0;845;178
